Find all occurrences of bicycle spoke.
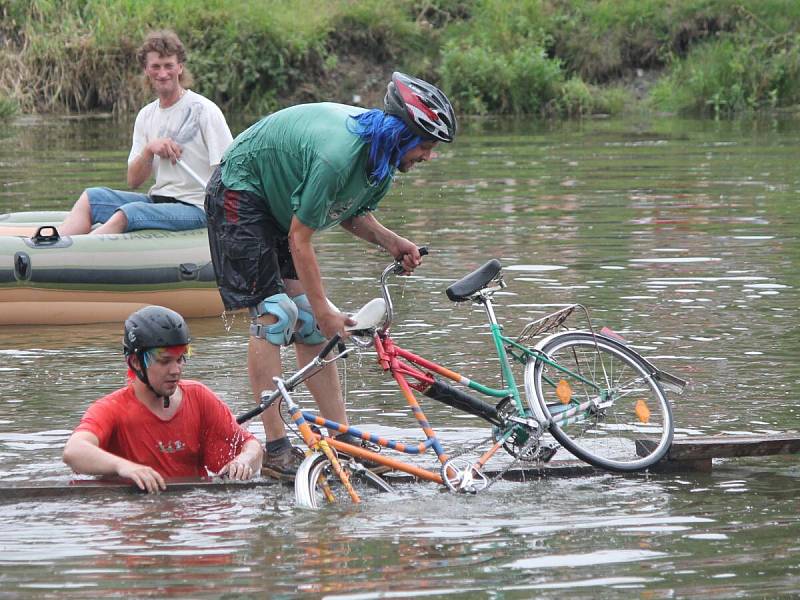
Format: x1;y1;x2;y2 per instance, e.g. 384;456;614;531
526;332;673;471
295;453;393;508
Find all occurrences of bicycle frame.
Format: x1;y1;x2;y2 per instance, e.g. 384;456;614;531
274;315;533;487
375;258;620;423
256;255;685;502
283;259;651;489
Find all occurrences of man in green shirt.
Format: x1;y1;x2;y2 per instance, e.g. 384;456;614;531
205;72;457;479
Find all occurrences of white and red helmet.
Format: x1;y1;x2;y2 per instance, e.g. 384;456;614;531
384;72;456;143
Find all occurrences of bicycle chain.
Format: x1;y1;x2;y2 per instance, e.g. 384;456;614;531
440;431;497;462
436;426;545;491
483;434;545;491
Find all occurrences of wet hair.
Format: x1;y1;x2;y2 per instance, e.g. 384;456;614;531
348;109;423;184
136;30;193;86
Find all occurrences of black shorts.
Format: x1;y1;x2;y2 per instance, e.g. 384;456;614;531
205;166;297;311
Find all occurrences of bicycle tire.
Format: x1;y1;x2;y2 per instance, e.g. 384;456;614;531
524;331;673;472
294;452;393;509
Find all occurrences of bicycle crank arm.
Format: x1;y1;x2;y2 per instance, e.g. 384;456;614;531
506;415;540;430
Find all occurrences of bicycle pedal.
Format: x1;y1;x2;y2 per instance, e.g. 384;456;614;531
539;445;557;463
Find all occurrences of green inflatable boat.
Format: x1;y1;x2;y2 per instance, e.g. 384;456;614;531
0;211;223;325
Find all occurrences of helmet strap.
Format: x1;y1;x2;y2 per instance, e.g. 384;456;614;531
128;352;171;408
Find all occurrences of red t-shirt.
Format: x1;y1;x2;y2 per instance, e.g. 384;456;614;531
75;380;256;478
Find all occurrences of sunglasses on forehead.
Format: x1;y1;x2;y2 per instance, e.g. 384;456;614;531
143;344;192;365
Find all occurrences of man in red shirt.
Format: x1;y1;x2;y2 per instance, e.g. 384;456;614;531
63;306;263;493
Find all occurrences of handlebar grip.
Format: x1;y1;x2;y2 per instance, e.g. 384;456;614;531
236;405;263;425
319;334;341;359
236;392;278;424
393;246;429;274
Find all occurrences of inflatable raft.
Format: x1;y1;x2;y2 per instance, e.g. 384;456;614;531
0;211;223;325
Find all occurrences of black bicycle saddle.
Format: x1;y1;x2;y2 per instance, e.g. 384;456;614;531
445;259;502;302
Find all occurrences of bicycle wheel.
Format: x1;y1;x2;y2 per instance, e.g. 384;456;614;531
524;331;673;472
294;452;393;509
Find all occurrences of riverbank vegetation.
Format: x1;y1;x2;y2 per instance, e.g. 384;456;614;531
0;95;17;120
1;0;798;120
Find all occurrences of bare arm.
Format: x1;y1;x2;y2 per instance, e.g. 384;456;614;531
217;438;263;481
63;430;166;493
340;212;423;273
127;138;184;189
288;216;354;338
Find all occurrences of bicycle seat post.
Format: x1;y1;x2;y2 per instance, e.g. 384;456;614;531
474;274;506;328
479;293;500;328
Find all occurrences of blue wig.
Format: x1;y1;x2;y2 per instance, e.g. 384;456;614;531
348;109;423;184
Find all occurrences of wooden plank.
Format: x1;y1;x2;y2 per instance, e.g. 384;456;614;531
0;478;276;501
638;434;800;460
0;463;604;501
640;434;800;473
4;435;800;500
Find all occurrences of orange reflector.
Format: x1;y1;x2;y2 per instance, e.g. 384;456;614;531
556;379;572;404
635;399;651;423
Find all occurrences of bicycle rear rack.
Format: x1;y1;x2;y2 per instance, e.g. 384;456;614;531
515;303;595;344
515;303;688;395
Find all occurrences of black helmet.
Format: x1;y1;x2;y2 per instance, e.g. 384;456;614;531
384;72;456;143
123;305;191;355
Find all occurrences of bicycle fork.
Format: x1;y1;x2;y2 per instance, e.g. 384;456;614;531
275;379;362;503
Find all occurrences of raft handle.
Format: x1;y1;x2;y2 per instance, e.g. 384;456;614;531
179;263;200;281
14;252;31;281
32;226;61;245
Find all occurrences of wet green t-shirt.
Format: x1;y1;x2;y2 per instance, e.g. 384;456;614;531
220;103;393;232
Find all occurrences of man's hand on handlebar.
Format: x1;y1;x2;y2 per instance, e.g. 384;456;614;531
397;253;421;275
389;238;425;275
317;308;357;339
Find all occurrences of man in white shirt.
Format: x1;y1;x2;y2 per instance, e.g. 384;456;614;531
57;30;232;235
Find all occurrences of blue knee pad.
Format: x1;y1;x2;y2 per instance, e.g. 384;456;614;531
249;293;298;346
291;294;327;345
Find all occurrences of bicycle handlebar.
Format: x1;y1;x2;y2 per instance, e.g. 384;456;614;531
391;246;429;275
237;249;428;423
236;396;275;425
236;333;347;424
319;334;342;359
379;246;429;333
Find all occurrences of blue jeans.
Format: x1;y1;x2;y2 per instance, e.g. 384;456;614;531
85;187;207;232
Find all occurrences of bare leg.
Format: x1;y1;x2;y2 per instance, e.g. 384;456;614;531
57;193;128;235
284;278;348;427
56;191;94;235
247;316;285;442
295;341;347;426
91;210;128;234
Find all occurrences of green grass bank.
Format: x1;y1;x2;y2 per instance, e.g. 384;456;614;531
1;0;799;119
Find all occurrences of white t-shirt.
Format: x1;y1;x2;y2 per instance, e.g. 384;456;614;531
128;90;233;209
